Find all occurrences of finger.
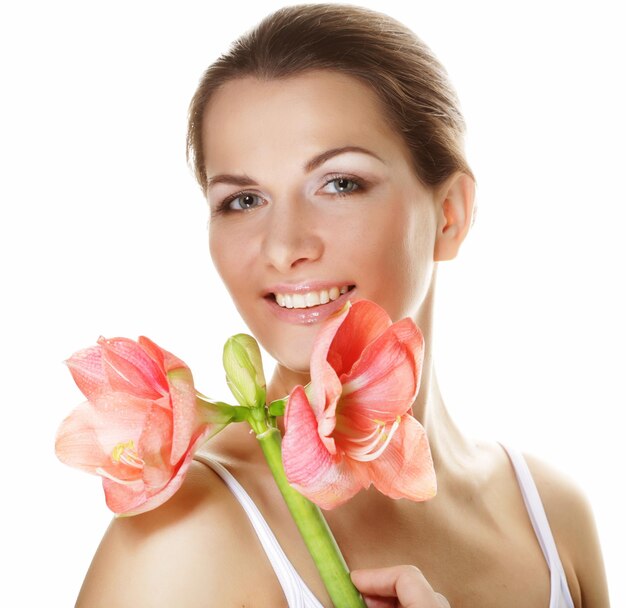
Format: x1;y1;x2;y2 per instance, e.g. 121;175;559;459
351;565;427;597
351;566;447;608
362;598;396;608
362;594;448;608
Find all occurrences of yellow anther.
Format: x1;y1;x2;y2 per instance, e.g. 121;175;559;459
112;440;136;463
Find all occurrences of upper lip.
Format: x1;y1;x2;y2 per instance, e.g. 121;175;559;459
264;281;355;296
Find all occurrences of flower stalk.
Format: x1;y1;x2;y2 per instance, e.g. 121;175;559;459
253;421;366;608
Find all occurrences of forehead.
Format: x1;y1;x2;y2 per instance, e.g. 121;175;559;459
201;70;412;172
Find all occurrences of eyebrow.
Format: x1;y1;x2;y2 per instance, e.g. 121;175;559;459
207;145;385;189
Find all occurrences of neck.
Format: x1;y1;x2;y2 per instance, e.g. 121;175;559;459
409;267;472;474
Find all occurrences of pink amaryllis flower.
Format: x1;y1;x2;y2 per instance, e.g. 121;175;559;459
55;336;224;516
282;300;436;510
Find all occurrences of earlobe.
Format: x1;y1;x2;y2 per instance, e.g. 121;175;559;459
433;172;476;262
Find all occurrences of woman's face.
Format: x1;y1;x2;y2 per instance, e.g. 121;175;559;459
203;70;438;373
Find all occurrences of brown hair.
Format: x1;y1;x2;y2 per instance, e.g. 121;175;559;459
187;3;474;194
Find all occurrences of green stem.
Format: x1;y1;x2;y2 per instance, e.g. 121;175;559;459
195;395;249;423
268;397;286;417
255;425;366;608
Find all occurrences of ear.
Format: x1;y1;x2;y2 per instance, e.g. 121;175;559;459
433;172;476;261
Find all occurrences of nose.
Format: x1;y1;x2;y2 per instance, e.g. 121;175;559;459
260;198;324;274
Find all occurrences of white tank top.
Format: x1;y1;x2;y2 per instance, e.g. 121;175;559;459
193;444;574;608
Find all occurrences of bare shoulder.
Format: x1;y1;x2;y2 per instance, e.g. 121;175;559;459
523;452;610;607
76;459;278;607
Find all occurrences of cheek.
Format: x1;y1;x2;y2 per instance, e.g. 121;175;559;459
208;229;247;302
208;233;227;284
366;202;436;321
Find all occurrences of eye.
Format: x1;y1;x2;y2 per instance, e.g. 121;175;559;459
321;175;363;196
216;192;264;214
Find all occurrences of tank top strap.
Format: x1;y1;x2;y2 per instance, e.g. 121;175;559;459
193;452;323;608
499;444;575;608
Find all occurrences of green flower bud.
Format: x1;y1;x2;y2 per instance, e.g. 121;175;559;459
223;334;266;408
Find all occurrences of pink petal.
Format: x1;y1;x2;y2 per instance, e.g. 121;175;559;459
55;395;152;474
137;402;174;488
96;399;175;488
90;394;153;454
283;385;365;510
136;427;212;515
167;367;203;465
98;337;168;399
55;401;110;473
339;319;424;423
102;477;147;514
65;346;107;399
139;336;189;374
137;336;165;367
368;414;437;501
326;300;392;377
108;426;212;516
308;303;350;419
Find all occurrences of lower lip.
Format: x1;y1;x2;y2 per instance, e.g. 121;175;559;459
264;287;357;325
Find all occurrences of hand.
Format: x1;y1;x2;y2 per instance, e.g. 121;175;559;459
350;565;450;608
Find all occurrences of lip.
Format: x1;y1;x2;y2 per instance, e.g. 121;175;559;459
264;286;357;325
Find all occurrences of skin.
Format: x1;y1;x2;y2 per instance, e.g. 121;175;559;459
75;71;609;607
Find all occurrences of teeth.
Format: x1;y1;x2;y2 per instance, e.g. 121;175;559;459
305;292;320;307
273;285;352;309
292;294;306;308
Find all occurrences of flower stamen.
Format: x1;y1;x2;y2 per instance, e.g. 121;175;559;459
111;440;144;469
343;416;401;462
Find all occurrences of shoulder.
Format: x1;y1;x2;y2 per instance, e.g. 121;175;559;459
522;452;610;607
76;458;276;607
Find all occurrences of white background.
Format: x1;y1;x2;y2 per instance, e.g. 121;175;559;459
1;1;623;605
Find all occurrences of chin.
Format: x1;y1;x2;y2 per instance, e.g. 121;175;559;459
276;353;312;375
260;341;312;378
257;325;318;375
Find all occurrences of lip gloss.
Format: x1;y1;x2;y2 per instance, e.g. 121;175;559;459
265;287;357;325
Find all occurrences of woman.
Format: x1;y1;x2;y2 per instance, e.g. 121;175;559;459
76;4;609;606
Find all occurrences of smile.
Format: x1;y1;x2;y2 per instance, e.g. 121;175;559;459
274;285;355;309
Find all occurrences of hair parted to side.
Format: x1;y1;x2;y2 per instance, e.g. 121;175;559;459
187;3;474;195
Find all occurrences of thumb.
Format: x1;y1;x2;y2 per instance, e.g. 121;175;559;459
351;566;449;608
